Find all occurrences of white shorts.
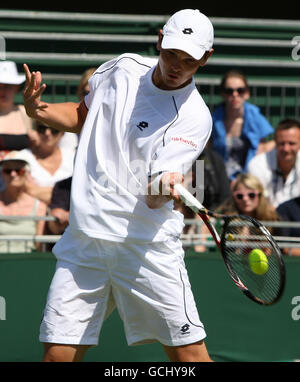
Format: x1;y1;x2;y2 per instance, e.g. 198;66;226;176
40;228;206;347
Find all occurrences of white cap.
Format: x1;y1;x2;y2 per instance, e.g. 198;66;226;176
0;61;25;85
162;9;214;60
0;151;30;170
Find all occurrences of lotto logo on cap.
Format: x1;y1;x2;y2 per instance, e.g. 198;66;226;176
162;9;214;60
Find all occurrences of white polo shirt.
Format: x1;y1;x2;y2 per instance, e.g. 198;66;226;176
248;148;300;207
68;53;212;242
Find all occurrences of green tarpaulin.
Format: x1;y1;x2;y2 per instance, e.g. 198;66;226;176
0;250;299;362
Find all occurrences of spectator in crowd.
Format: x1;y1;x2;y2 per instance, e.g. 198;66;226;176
211;70;274;181
0;61;39;150
193;143;231;210
15;121;75;205
196;173;279;252
174;143;230;251
58;128;78;152
0;61;40;189
0;60;75;155
0;151;47;253
248;118;300;207
18;121;75;187
277;197;300;256
47;176;72;235
194;144;231;251
218;173;279;221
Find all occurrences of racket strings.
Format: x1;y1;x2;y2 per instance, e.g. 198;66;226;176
222;217;283;305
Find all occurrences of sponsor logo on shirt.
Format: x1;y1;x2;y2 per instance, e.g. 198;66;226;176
170;136;198;150
136;121;148;131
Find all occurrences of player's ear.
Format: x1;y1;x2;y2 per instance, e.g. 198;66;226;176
199;49;214;67
156;29;163;51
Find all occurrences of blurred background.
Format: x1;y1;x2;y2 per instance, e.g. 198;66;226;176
0;4;299;363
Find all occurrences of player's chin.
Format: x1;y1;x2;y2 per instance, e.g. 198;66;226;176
165;75;186;89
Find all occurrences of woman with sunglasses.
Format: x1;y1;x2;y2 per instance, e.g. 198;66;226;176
0;153;47;252
218;173;279;223
211;70;275;182
16;121;75;189
195;173;279;252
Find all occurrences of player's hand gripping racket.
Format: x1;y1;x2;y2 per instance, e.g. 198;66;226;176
174;184;286;305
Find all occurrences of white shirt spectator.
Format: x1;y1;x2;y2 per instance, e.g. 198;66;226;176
248;148;300;207
16;146;75;187
59;132;78;151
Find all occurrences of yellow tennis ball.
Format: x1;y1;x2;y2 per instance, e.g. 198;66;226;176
227;233;234;241
248;249;269;275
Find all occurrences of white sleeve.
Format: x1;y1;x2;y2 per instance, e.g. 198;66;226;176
84;57;122;109
84;69;99;109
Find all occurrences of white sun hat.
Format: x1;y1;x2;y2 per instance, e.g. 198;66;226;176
0;151;30;171
0;61;26;85
162;9;214;60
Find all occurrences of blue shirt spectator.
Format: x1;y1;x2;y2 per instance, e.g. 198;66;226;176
211;70;274;181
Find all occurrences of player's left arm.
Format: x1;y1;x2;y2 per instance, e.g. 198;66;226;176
23;64;87;133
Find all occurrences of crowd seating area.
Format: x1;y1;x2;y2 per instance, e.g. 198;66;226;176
0;9;300;250
1;9;300;127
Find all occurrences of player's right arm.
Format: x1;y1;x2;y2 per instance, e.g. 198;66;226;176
146;172;183;209
23;64;87;133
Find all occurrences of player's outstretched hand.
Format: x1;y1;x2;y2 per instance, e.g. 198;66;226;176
23;63;48;119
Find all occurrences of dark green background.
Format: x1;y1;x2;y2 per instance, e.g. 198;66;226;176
0;250;299;362
1;3;298;19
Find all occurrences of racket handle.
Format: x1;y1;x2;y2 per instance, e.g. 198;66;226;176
174;183;205;212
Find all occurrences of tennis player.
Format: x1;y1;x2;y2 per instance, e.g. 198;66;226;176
23;9;214;362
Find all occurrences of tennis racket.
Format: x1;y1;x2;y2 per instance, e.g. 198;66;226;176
174;183;286;306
